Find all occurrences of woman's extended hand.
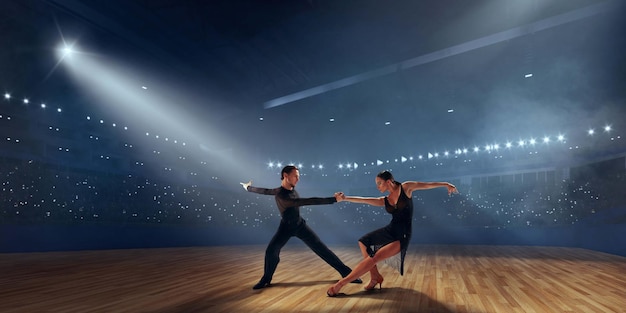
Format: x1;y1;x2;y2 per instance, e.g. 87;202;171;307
446;183;459;195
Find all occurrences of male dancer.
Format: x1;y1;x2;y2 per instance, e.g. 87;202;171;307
241;165;361;289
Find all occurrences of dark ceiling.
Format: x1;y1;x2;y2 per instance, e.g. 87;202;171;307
2;0;625;167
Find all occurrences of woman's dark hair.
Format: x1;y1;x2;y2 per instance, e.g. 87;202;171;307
377;170;400;185
281;165;298;180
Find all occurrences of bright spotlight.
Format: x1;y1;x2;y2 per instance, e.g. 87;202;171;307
518;140;525;147
3;93;10;100
57;43;78;60
588;129;595;135
543;136;550;143
505;142;512;148
604;125;612;132
557;134;565;142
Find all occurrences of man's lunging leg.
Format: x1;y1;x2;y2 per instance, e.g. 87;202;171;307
254;222;291;289
296;220;362;283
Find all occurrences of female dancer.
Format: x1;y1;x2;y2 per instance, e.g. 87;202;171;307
327;170;458;296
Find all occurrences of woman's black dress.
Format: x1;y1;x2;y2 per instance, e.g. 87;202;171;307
358;184;413;275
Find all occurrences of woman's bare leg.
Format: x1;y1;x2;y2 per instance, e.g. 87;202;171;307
328;241;400;296
358;242;383;289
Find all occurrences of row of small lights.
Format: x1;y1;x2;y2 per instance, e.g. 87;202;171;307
267;125;617;171
3;90;620;174
4;93;62;112
3;89;194;149
4;89;200;172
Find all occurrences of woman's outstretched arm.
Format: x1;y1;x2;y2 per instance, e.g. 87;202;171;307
402;181;458;196
340;195;385;207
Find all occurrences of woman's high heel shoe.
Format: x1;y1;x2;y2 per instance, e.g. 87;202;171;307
327;283;342;297
364;275;384;291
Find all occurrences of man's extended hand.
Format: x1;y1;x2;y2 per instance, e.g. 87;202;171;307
240;180;252;191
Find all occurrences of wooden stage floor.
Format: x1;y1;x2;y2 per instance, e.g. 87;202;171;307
1;244;625;313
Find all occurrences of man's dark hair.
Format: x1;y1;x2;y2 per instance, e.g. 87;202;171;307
281;165;298;180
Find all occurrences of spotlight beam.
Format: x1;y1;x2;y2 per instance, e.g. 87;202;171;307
61;53;250;181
